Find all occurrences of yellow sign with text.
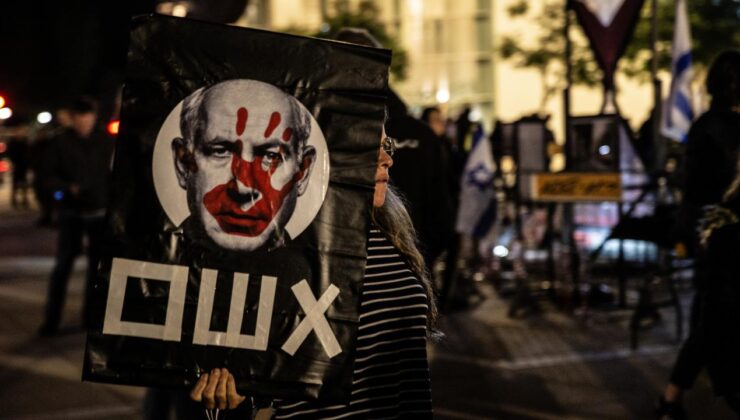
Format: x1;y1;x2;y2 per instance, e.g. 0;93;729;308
531;173;622;202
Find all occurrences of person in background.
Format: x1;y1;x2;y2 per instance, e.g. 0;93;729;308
421;106;465;306
421;106;445;138
421;105;463;208
657;49;740;419
636;107;660;174
6;116;32;209
39;96;114;336
693;161;740;416
455;106;472;154
385;96;453;272
31;106;74;226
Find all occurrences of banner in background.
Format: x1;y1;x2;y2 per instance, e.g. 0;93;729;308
568;0;646;89
82;14;391;402
530;172;622;202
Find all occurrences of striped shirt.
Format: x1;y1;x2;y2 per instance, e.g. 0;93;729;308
272;227;432;419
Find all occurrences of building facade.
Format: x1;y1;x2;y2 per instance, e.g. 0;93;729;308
161;0;657;141
234;0;497;128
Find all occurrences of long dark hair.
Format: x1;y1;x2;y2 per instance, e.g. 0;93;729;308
371;186;439;332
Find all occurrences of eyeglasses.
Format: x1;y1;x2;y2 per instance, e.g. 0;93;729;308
381;136;396;157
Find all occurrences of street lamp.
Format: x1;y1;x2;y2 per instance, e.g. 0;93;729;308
435;88;450;104
37;111;52;124
107;120;120;135
0;107;12;120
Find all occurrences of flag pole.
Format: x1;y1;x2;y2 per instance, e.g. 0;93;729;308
651;0;663;172
563;1;582;307
564;1;572;151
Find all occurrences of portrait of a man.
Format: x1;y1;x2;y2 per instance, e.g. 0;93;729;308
84;18;390;400
171;80;317;252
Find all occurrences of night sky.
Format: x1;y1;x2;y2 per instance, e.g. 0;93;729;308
1;1;156;121
0;0;246;122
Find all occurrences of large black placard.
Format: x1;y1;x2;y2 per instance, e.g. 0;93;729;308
83;14;391;401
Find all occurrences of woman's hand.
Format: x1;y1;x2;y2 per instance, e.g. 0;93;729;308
190;368;247;410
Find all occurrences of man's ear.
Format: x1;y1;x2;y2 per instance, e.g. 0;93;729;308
172;137;195;189
295;145;316;196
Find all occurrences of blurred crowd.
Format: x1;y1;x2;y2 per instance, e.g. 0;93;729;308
0;23;739;419
1;97;115;336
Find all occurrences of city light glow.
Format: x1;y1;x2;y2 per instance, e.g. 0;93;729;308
0;108;12;120
407;0;423;16
493;245;509;258
107;120;120;135
435;88;450;104
172;4;188;17
37;112;52;124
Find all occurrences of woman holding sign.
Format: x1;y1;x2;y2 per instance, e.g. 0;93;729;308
190;130;438;418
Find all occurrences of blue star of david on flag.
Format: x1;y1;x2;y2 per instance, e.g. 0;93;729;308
466;163;494;191
456;125;498;237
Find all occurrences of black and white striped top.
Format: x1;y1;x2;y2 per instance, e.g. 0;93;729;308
272;227;432;419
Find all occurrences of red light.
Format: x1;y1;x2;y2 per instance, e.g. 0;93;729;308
0;96;5;109
0;143;6;153
0;161;9;173
107;120;120;136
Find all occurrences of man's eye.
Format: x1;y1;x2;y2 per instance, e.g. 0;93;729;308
264;151;283;163
205;144;232;157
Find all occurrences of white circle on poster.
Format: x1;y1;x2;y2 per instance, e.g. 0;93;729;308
152;80;329;245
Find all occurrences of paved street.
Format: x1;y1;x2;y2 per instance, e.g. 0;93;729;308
0;183;734;419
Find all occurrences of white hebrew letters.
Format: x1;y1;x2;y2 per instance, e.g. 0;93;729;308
281;280;341;358
103;257;189;341
102;258;340;356
193;269;277;350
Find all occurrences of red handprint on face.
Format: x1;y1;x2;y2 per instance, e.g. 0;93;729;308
201;107;303;238
236;107;248;136
264;111;294;142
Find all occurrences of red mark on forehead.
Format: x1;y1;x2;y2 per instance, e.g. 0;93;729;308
236;107;248;136
281;127;293;142
264;112;281;138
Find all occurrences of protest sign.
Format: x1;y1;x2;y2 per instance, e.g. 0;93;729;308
83;14;391;401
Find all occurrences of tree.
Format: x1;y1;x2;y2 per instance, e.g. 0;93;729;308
499;1;601;114
286;0;408;81
622;0;740;81
319;0;408;81
499;0;740;109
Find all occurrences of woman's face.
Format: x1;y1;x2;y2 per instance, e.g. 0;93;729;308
373;128;394;208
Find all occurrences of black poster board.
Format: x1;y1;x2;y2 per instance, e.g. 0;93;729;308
83;14;391;402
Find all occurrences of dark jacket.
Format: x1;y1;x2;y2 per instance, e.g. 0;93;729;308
386;113;454;264
702;213;740;396
7;136;30;182
47;129;114;213
680;108;740;255
681;108;740;396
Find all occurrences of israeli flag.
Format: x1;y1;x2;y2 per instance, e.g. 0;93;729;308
661;0;694;142
455;125;497;238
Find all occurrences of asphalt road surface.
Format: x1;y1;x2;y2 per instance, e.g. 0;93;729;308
0;183;733;419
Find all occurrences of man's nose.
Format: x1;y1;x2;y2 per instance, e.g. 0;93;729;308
231;156;261;199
